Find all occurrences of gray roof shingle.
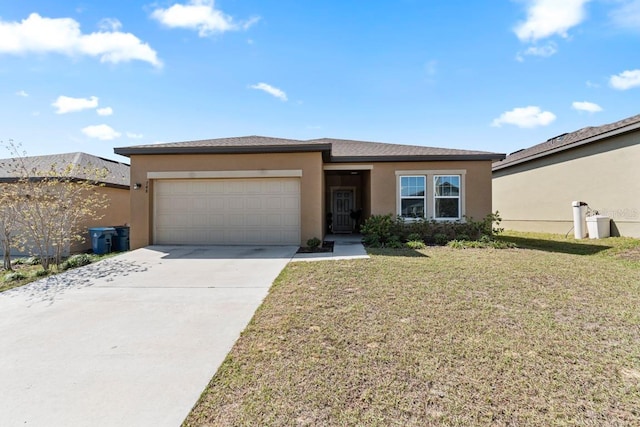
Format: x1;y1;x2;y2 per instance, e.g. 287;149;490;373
0;152;130;187
114;136;504;161
493;113;640;171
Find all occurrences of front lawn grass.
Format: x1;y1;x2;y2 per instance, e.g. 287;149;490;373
185;232;640;426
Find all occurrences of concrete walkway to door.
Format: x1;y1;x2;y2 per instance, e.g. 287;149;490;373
0;245;297;427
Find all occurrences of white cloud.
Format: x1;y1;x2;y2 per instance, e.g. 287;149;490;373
610;0;640;30
514;0;591;42
249;82;288;101
98;18;122;32
526;43;558;57
610;69;640;90
52;95;99;114
96;107;113;116
491;106;556;128
126;132;144;139
516;42;558;61
572;101;603;112
82;124;121;140
16;90;29;97
0;13;161;67
151;0;259;37
586;80;600;88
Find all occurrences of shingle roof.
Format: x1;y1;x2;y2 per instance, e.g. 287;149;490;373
0;152;130;187
114;136;504;161
493;114;640;171
313;138;500;160
119;135;328;150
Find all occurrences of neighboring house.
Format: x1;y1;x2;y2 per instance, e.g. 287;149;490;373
114;137;504;248
492;114;640;237
0;152;130;253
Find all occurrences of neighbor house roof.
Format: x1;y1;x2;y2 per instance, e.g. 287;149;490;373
0;152;130;188
493;114;640;171
114;136;504;162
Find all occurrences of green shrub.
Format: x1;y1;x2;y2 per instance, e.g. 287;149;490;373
26;257;41;266
61;253;94;270
406;240;427;249
406;233;422;242
448;240;465;249
362;211;505;247
360;211;509;249
33;269;50;277
360;214;404;247
387;236;404;249
307;237;321;249
12;258;28;265
434;233;449;246
4;271;27;282
362;234;381;248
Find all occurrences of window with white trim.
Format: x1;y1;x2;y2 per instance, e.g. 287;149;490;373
396;170;465;220
434;175;461;219
399;176;426;218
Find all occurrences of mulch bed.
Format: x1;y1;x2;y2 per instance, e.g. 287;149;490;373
296;240;334;254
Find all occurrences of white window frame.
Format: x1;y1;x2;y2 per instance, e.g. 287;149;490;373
433;175;461;220
398;175;427;219
395;170;466;221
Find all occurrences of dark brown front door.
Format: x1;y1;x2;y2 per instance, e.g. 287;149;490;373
333;189;354;233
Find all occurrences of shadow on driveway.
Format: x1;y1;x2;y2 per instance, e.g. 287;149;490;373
3;258;148;305
151;245;299;260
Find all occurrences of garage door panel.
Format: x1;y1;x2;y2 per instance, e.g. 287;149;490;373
281;213;300;226
154;178;300;245
245;197;262;210
282;197;299;210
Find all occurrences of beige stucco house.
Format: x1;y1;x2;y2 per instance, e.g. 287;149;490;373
493;114;640;237
0;152;130;253
114;137;504;249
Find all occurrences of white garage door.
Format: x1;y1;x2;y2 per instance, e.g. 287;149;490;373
154;178;301;245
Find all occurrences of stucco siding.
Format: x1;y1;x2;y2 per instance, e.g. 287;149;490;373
75;186;130;252
369;160;494;221
493;132;640;237
128;152;324;248
8;185;130;256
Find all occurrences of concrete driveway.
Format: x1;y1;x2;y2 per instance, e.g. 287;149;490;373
0;245;297;427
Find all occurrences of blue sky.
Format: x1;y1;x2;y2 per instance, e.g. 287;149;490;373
1;0;639;162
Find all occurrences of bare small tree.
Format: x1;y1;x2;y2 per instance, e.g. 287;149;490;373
0;184;20;271
3;141;110;271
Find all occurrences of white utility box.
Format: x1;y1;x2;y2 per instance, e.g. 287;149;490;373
572;201;588;239
586;215;610;239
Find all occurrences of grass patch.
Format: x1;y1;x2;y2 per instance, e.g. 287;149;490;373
185;232;640;426
0;253;117;293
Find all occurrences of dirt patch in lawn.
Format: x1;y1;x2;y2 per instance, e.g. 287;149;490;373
616;247;640;261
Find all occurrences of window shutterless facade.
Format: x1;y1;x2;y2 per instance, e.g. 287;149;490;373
396;170;465;220
434;175;461;219
399;175;426;218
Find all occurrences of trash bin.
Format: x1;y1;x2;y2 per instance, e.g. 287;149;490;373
112;226;130;252
88;227;117;255
586;215;610;239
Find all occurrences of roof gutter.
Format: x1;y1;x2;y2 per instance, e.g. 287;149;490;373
114;144;333;157
493;120;640;171
331;154;505;163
